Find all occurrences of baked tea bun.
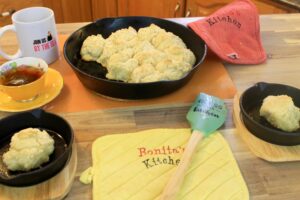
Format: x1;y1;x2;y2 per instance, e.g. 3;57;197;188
3;128;55;171
260;95;300;132
80;24;196;83
80;34;105;62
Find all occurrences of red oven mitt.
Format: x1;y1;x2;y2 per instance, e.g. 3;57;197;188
188;0;267;64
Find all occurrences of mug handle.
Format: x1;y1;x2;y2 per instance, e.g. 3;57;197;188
0;25;22;60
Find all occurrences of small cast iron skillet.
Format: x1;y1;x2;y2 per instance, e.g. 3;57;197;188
240;82;300;146
0;109;74;186
64;16;207;99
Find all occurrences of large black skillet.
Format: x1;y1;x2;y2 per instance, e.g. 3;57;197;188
64;16;207;99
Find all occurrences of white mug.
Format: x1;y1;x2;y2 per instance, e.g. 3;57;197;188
0;7;59;64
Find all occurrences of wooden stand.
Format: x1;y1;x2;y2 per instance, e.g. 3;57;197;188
233;94;300;162
0;143;77;200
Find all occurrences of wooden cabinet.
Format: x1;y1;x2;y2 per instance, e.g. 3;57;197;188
253;0;298;14
185;0;231;17
43;0;92;23
91;0;117;19
0;0;92;26
91;0;299;19
185;0;299;17
117;0;185;18
91;0;185;19
1;0;299;26
0;0;43;26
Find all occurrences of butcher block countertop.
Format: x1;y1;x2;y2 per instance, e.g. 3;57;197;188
1;14;300;200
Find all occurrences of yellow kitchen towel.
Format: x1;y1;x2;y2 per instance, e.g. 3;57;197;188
84;129;249;200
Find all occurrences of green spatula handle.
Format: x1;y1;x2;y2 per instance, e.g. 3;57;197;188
161;130;204;200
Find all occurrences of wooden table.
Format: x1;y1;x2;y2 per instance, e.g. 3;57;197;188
1;14;300;200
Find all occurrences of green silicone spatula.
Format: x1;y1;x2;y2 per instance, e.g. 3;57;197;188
161;93;227;200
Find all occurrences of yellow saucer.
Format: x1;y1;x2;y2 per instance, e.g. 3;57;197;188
0;68;63;112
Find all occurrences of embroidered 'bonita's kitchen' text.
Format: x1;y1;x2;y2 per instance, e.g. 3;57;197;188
138;145;184;169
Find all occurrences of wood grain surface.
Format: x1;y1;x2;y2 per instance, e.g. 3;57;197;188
0;0;43;26
1;14;300;200
0;143;77;200
226;14;300;93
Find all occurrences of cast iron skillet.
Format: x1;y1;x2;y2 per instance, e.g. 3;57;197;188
64;16;207;99
0;109;73;186
240;82;300;146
